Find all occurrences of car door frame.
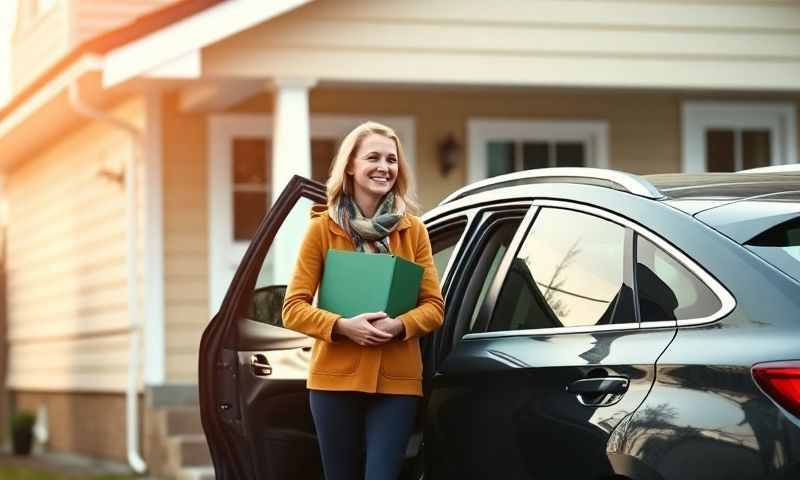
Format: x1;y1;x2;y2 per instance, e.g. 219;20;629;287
432;201;536;362
418;210;477;384
424;198;659;479
199;175;326;480
425;196;738;479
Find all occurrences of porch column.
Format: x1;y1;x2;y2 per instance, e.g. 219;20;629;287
269;77;317;284
270;77;316;192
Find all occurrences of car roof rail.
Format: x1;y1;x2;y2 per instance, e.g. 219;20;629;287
439;167;664;205
737;164;800;174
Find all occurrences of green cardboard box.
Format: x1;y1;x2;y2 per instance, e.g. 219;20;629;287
318;249;424;319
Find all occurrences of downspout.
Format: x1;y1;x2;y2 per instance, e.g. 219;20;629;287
67;81;147;474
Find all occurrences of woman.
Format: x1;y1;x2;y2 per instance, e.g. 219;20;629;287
281;121;444;480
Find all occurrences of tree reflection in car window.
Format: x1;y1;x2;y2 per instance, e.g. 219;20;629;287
490;208;628;331
636;236;721;322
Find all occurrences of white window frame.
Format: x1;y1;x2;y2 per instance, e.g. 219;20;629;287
208;113;416;313
681;101;798;173
467;118;609;184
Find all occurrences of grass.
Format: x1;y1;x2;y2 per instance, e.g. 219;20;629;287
0;467;138;480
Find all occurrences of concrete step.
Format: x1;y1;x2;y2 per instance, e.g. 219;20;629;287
176;466;215;480
168;434;212;469
165;407;204;436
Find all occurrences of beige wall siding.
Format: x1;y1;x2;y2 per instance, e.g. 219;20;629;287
71;0;182;45
10;0;180;96
6;97;146;391
11;0;71;95
204;0;800;91
162;94;209;382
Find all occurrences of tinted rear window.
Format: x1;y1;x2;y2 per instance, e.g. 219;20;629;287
745;217;800;282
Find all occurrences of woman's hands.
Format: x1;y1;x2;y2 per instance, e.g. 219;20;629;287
371;316;405;339
333;312;404;346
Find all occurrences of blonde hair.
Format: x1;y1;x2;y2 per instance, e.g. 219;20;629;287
326;121;417;214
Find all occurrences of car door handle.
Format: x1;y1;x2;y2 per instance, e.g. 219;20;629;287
566;377;629;395
251;354;273;376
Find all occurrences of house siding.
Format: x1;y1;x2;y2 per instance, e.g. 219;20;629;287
5;97;146;392
162;94;209;382
10;0;181;97
11;0;71;95
204;0;800;90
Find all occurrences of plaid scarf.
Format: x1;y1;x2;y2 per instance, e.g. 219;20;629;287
330;193;404;253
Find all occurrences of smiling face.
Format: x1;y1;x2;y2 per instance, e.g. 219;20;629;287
347;133;399;201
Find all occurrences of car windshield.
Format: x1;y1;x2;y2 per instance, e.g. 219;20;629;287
745;216;800;283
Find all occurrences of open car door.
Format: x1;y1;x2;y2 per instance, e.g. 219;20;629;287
199;175;326;480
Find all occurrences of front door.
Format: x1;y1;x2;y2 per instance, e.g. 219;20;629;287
426;202;677;479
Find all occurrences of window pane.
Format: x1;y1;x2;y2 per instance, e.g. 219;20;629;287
555;142;585;167
487;142;515;177
522;142;549;170
742;130;771;170
431;219;468;283
490;208;627;331
636;236;721;322
468;219;521;332
312;139;337;184
234;192;268;241
233;138;269;184
746;216;800;283
706;129;735;172
249;197;315;325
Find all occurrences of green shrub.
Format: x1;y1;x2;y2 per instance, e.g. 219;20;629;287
10;410;35;434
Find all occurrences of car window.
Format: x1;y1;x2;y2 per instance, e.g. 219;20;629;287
636;235;721;322
429;218;468;283
745;216;800;283
444;212;524;343
467;221;518;332
489;207;629;332
247;197;316;325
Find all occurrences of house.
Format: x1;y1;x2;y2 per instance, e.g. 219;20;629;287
0;0;798;477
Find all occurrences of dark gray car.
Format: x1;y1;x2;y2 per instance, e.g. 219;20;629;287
199;166;800;480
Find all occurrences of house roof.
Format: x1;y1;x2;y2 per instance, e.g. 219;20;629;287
0;0;226;121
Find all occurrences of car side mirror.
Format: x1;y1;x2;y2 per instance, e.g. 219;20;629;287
249;285;288;327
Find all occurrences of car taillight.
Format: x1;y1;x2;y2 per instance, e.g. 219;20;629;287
752;361;800;418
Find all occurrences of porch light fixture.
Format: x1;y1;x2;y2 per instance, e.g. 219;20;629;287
437;132;461;177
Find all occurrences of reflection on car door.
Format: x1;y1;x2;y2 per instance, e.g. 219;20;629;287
426;202;677;479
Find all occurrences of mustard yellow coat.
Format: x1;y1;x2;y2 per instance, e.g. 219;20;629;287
282;206;445;396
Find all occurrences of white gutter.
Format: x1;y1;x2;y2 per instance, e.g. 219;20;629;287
67;81;147;475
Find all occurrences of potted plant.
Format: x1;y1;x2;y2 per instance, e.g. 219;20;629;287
10;410;35;455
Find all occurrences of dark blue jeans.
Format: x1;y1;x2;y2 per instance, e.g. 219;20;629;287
309;390;419;480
